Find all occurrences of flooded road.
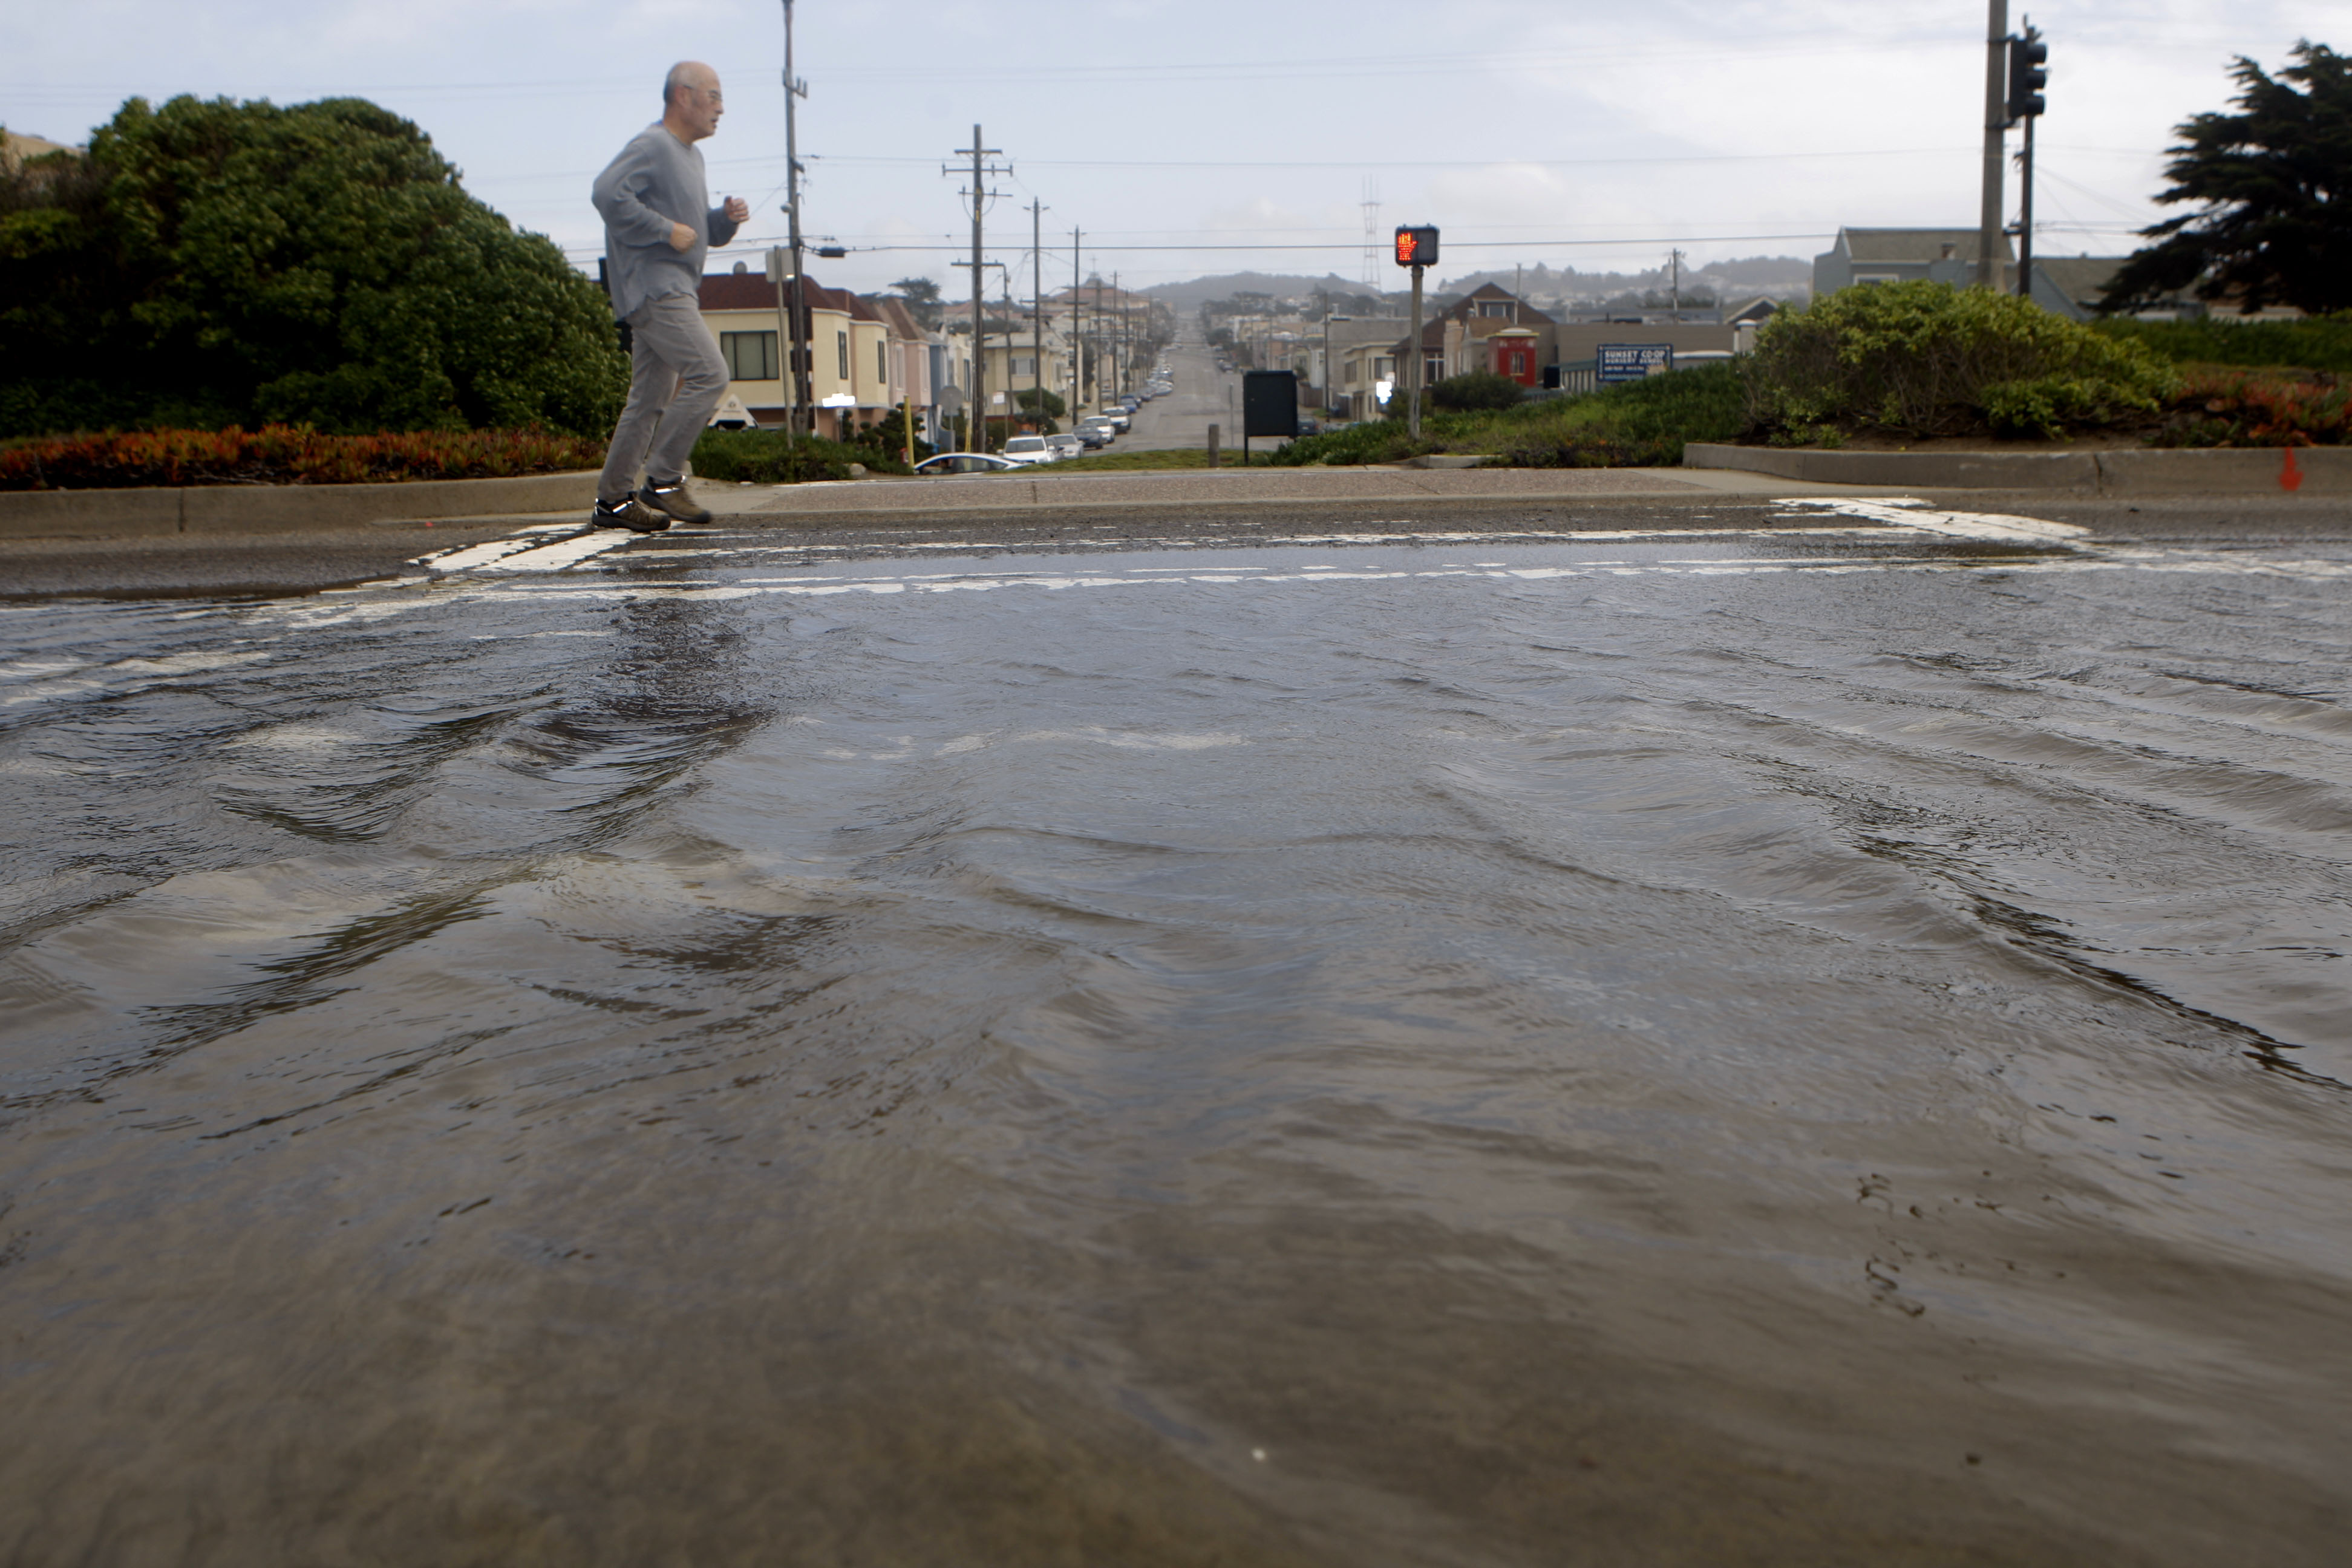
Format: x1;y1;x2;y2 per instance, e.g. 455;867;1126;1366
4;500;2350;1565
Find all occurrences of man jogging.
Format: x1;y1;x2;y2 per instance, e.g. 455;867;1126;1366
589;60;750;532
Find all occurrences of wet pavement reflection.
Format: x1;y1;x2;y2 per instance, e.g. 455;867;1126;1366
3;505;2350;1565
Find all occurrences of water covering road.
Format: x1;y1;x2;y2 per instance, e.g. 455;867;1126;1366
3;500;2349;1565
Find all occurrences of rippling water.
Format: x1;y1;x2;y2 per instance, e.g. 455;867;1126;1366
4;511;2350;1564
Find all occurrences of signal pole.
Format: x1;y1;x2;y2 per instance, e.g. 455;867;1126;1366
1071;226;1082;417
947;126;1005;451
1407;263;1425;437
2008;22;2048;298
779;0;811;437
1392;225;1437;437
1978;0;2009;291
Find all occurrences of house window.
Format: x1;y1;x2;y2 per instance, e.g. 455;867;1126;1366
1010;356;1034;376
1374;357;1393;379
720;331;778;382
837;330;850;380
1853;273;1901;286
878;340;889;384
1425;354;1445;384
1479;301;1513;318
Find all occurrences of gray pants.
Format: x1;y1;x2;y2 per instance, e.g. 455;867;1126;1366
598;293;730;501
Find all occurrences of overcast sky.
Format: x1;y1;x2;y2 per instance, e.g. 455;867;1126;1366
5;1;2338;296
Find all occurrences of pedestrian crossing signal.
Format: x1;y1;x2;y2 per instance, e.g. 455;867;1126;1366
1394;226;1439;268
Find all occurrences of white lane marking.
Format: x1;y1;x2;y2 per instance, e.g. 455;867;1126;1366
1775;497;2091;544
474;529;642;572
409;520;584;572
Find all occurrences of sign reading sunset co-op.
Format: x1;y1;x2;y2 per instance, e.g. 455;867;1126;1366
1597;344;1674;383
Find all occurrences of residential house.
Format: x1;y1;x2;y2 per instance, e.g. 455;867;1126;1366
1812;227;2011;296
2019;256;2233;321
697;271;923;440
1316;317;1408;415
1382;284;1560;400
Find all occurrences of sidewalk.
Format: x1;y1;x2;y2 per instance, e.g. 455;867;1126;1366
708;462;1856;523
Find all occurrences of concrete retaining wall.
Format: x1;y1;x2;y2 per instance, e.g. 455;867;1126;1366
1683;442;2346;495
0;471;600;541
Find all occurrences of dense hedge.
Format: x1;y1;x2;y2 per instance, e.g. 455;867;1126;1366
688;428;910;484
1745;281;2178;442
0;96;627;439
2095;314;2352;374
0;425;604;489
1272;362;1746;468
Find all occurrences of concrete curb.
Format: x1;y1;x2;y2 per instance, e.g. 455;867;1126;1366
1682;442;2344;495
0;471;600;541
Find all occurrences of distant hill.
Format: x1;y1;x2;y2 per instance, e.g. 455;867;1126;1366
1142;272;1377;311
1435;257;1811;303
1145;258;1811;316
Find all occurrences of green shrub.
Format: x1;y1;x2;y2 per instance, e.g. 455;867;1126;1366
0;96;627;439
1272;362;1745;468
1748;280;2177;440
689;428;909;483
1429;370;1525;411
2094;313;2352;374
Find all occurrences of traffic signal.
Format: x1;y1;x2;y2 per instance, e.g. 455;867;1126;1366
2007;30;2048;122
1394;225;1439;268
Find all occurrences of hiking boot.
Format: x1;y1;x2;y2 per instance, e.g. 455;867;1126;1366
638;477;713;525
592;495;671;534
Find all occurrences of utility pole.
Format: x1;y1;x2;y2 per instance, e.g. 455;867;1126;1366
1031;198;1045;433
1071;227;1082;417
947;125;1004;451
1978;0;2009;292
779;0;811;437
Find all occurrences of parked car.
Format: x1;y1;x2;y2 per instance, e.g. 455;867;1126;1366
1044;433;1086;458
998;435;1060;467
913;452;1019;475
1074;420;1116;447
1098;408;1132;432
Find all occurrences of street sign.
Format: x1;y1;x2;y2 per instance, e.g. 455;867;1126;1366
1243;371;1299;439
937;385;965;416
1596;344;1674;383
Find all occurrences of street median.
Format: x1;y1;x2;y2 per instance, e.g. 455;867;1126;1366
0;471;600;541
1682;442;2345;495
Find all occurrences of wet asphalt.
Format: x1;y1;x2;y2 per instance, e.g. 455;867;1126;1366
0;491;2345;601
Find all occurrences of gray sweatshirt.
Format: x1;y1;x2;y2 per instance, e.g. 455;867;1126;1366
592;123;742;321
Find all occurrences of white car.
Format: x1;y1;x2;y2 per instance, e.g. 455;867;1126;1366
913;452;1018;476
1044;434;1086;458
998;435;1060;466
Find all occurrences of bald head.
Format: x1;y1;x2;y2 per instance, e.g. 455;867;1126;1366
661;61;724;143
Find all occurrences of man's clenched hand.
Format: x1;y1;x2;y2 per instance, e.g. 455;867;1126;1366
723;197;750;225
